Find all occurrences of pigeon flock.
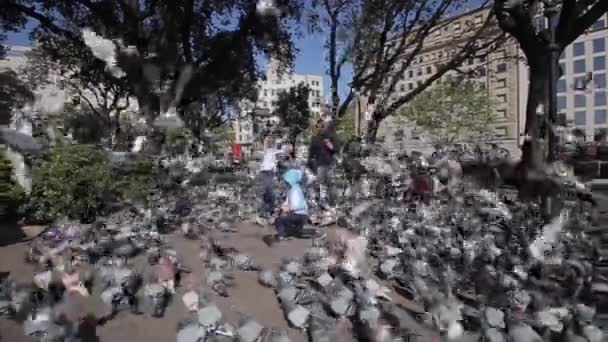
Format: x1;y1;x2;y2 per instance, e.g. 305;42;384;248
0;146;606;342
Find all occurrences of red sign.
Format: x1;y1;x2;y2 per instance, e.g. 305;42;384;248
232;144;242;161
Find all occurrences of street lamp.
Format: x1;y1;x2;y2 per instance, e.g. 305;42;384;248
544;0;561;162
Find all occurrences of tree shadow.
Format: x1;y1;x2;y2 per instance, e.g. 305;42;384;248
78;314;101;342
0;223;29;247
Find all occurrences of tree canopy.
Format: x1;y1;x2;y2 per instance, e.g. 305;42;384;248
307;0;505;140
274;83;312;151
400;79;495;144
0;69;34;126
4;0;304;127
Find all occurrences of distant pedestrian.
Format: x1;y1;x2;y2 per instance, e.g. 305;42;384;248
307;116;338;211
255;136;287;225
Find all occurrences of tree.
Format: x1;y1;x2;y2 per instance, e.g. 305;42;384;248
21;46;132;147
4;0;304;130
336;102;356;142
493;0;608;171
274;83;312;154
307;0;506;141
400;79;496;144
0;69;34;126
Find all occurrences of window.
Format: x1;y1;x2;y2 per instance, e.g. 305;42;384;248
596;91;607;106
575;111;587;125
596;109;607;124
594;38;606;53
496;109;507;118
575;94;586;107
496;79;507;88
478;56;486;63
478;68;487;77
496;63;507;73
560;63;566;74
315;90;320;97
557;79;566;93
271;89;275;95
592;18;606;31
494;127;508;137
574;60;586;74
417;69;422;76
467;58;474;66
596;73;606;90
409;70;414;78
426;66;432;74
595;128;608;141
534;17;547;31
558;96;567;111
497;94;507;102
263;89;267;96
595;56;606;71
400;84;405;92
408;83;414;90
573;42;585;57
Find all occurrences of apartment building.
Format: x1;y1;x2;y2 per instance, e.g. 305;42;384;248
557;17;608;141
372;7;526;155
371;7;608;156
233;59;325;156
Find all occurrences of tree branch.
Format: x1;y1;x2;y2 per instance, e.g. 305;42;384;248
563;0;608;46
6;2;78;40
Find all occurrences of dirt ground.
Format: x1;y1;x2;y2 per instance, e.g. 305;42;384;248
0;221;316;342
0;221;432;342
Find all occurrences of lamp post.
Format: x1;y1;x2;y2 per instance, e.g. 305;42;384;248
544;0;561;162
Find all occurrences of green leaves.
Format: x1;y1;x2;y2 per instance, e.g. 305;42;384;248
274;83;313;146
0;147;25;221
25;144;113;222
401;78;496;144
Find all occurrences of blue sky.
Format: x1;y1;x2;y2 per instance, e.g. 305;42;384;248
5;22;352;99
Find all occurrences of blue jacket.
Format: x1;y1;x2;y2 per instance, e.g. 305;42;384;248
282;169;308;216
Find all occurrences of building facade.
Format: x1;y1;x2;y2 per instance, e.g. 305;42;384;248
557;17;608;141
370;8;608;156
233;59;325;156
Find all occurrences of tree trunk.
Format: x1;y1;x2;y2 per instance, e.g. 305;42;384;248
520;60;550;173
365;116;381;143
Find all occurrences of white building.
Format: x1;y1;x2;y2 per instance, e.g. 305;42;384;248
234;59;325;157
556;16;608;142
0;45;31;70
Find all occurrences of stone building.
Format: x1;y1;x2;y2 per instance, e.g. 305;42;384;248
362;7;607;157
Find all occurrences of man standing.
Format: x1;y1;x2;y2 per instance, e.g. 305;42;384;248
307;116;338;217
255;136;286;225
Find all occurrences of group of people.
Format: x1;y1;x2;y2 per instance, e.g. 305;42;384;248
255;117;338;246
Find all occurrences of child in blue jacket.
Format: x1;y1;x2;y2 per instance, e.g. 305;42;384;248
263;168;320;246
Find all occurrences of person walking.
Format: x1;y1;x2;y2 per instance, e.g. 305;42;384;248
255;136;286;225
307;116;338;216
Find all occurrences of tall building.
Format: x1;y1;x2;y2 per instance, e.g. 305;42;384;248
557;17;608;141
233;59;325;156
368;7;608;156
